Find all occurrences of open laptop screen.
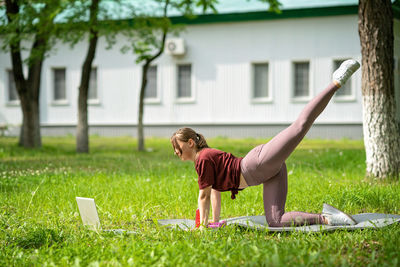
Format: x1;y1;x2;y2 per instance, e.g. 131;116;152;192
76;197;101;229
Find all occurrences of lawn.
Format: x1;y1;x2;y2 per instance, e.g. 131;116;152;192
0;136;399;266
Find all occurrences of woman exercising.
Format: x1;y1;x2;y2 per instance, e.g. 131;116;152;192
171;60;360;228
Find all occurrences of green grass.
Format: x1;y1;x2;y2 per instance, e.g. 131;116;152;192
0;136;399;266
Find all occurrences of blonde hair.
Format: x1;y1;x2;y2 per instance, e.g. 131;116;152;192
170;127;209;155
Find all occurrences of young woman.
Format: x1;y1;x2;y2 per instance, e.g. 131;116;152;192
171;60;360;229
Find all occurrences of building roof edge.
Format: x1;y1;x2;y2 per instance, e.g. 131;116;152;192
169;5;359;25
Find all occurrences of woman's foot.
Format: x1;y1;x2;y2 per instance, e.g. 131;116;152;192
322;203;357;226
332;59;360;87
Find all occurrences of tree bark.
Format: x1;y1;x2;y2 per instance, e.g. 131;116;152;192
137;0;169;152
138;62;150;152
76;0;99;153
137;30;168;152
358;0;400;178
18;91;41;148
6;0;45;148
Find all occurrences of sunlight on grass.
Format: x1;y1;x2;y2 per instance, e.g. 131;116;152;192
0;136;399;266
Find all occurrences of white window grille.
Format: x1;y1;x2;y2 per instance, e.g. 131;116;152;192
88;68;98;100
53;68;66;101
145;66;157;99
253;63;269;99
7;70;18;102
177;64;192;99
294;62;310;98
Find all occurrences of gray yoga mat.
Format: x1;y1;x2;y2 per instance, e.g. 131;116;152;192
157;213;400;232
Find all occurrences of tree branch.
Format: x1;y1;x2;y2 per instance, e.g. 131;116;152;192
5;0;26;93
147;0;170;64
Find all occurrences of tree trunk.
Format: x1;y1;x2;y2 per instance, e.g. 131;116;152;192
14;49;43;149
358;0;400;178
6;0;44;148
136;0;169;152
17;45;44;148
19;94;41;148
138;62;149;152
76;0;99;153
76;79;90;153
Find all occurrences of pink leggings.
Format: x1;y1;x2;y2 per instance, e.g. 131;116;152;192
241;83;339;227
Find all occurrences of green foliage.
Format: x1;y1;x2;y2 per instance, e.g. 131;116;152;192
11;226;65;249
119;16;173;63
0;0;281;65
0;0;133;63
0;0;69;65
55;0;133;49
0;136;399;266
257;0;282;13
118;0;218;63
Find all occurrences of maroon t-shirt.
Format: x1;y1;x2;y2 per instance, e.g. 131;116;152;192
195;148;243;199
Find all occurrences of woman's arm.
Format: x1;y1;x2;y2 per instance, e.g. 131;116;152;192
198;186;212;228
211;189;221;222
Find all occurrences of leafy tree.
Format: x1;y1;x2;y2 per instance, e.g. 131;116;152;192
121;0;280;151
358;0;400;178
61;0;102;153
64;0;134;153
117;0;214;151
1;0;67;148
1;0;128;152
76;0;100;153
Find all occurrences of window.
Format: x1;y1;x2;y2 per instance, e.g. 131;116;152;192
253;63;269;99
333;59;352;97
293;62;310;98
53;68;66;101
144;66;157;99
88;68;98;100
177;64;192;99
7;70;18;102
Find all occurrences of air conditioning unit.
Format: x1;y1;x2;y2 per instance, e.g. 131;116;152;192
165;38;186;56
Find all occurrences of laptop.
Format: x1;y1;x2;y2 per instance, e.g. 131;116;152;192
76;197;136;234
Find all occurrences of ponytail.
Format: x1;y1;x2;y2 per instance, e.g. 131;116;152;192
195;133;208;150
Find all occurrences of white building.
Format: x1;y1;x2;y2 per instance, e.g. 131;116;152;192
1;0;400;139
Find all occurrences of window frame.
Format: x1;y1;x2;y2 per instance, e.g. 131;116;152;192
87;67;101;105
144;65;161;105
291;60;313;103
5;69;20;106
51;67;69;106
175;63;195;104
250;61;273;104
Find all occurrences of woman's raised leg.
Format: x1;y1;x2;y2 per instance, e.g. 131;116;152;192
256;82;339;178
252;60;360;180
241;60;360;183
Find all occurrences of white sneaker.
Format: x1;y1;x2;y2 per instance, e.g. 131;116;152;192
332;59;360;86
322;203;357;226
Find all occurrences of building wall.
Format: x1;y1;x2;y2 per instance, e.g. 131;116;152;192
148;14;363;126
0;14;378;139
